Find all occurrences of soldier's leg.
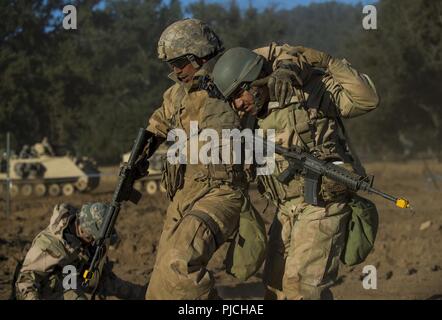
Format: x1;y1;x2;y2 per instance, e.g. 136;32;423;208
146;215;217;299
262;208;291;300
283;201;351;300
146;185;242;300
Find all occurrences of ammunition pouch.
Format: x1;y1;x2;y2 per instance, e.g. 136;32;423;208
257;159;303;204
224;198;267;281
161;159;185;200
340;194;379;266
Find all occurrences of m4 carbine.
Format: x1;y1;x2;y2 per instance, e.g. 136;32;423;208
259;137;410;209
82;128;153;286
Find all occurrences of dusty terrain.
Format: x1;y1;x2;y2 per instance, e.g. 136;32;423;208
1;160;441;300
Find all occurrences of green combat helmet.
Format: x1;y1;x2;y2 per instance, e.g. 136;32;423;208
212;47;265;100
77;202;109;240
157;18;224;62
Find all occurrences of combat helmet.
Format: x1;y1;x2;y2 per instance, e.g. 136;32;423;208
77;202;109;240
212;47;265;100
157;18;224;61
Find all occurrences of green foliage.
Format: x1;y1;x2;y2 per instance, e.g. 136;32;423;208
1;0;440;163
346;0;442;159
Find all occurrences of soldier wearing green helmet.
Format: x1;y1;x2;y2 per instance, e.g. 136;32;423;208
211;44;380;300
14;203;145;300
142;18;265;300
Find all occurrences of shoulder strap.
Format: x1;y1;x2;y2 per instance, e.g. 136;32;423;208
335;116;367;176
171;85;186;128
184;210;224;248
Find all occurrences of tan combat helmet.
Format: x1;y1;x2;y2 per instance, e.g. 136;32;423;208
157;18;224;62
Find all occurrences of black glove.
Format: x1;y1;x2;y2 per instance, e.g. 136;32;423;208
133;153;150;180
268;63;304;107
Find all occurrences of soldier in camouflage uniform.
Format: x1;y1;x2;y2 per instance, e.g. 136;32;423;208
142;19;251;300
210;45;380;299
15;203;145;300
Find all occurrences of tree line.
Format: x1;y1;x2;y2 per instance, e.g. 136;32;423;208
1;0;441;164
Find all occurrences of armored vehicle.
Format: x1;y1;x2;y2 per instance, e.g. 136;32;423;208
0;139;100;198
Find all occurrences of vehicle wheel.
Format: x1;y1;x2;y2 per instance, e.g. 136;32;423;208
134;181;143;191
145;180;158;195
62;183;75;196
21;184;33;197
10;184;19;198
48;184;61;197
75;177;88;192
34;184;46;197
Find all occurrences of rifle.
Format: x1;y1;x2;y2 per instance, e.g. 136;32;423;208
82;128;152;286
257;136;410;209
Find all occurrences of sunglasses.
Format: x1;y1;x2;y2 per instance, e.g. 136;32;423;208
228;82;253;101
167;55;193;69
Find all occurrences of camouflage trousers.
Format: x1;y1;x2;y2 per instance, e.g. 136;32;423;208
263;197;351;300
145;181;243;300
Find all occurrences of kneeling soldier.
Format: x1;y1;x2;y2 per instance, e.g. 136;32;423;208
15;203;145;300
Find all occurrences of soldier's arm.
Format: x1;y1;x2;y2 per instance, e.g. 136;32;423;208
146;85;177;140
279;45;379;118
15;234;64;300
326;57;380;118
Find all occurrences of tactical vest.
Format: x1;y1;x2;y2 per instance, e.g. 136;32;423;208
256;78;356;204
161;81;247;200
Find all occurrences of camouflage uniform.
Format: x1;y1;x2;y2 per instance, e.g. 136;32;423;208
15;203;145;300
144;19;248;300
253;44;380;299
211;45;380;299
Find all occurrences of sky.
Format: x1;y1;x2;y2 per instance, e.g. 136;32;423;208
177;0;375;11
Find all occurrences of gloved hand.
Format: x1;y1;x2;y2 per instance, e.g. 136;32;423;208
267;64;303;107
120;154;150;181
292;46;332;69
133;154;150;180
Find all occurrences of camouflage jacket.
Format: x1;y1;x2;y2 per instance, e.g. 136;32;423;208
15;204;144;300
253;43;380;203
147;57;247;198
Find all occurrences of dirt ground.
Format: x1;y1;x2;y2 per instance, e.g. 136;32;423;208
1;160;441;300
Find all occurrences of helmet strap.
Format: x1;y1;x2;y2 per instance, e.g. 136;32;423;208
187;55;201;68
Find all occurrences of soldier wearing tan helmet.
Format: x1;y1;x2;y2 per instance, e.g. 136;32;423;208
141;18;255;300
15;203;145;300
211;44;380;300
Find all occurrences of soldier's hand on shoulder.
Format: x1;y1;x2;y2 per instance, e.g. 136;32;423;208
292;46;332;69
268;63;303;107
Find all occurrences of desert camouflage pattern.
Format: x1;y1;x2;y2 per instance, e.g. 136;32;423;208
263;197;351;300
145;49;248;299
15;204;145;300
157;18;223;61
250;44;379;299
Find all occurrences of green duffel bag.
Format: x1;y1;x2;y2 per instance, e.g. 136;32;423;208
340;194;379;266
224;199;267;281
